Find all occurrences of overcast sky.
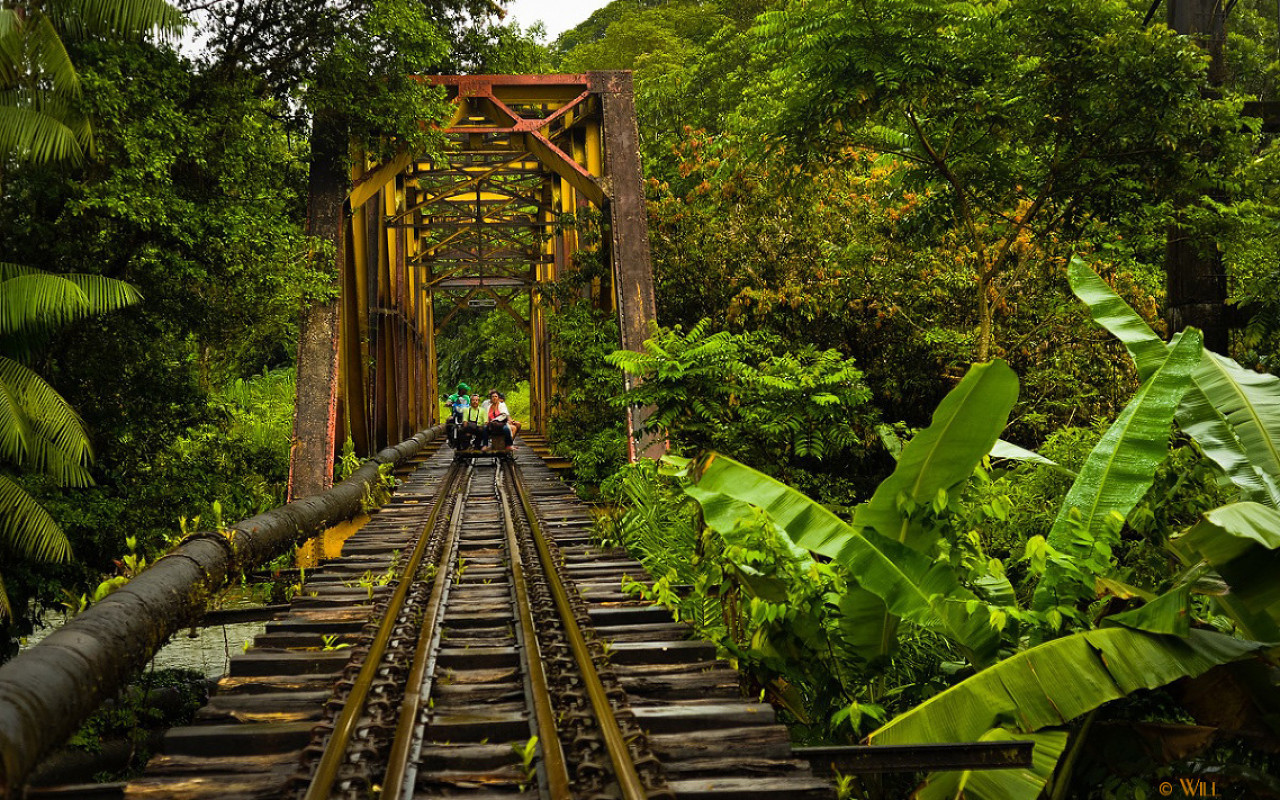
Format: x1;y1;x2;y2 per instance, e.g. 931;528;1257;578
504;0;612;40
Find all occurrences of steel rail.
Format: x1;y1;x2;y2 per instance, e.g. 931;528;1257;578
509;462;650;800
381;463;473;800
497;463;573;799
302;461;463;800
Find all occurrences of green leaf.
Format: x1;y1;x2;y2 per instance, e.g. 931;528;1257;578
1193;351;1280;484
1176;375;1279;506
1106;585;1192;637
868;628;1266;747
0;356;94;485
47;0;185;40
1067;257;1167;381
854;360;1019;545
1034;331;1202;609
1068;259;1277;505
0;474;72;563
686;453;1000;664
1175;502;1280;636
0;270;140;336
915;729;1068;800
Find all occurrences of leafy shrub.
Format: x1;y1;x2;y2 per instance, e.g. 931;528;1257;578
609;319;883;503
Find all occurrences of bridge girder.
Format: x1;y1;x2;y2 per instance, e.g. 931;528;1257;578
289;72;657;491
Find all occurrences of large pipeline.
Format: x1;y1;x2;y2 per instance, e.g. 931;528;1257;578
0;427;443;797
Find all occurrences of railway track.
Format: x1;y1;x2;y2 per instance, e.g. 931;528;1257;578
119;442;832;799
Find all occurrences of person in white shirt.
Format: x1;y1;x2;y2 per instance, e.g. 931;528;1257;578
482;390;518;449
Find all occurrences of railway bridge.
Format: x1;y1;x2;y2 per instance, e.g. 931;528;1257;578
0;73;1031;799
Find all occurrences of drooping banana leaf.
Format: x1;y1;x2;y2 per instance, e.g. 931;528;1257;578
1068;258;1277;505
1177;371;1279;506
686;453;1000;664
1033;331;1202;610
854;359;1019;547
1193;351;1280;484
1067;257;1168;381
1174;502;1280;639
914;728;1069;800
867;627;1265;749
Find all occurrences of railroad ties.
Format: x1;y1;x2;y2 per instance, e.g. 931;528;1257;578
121;442;832;799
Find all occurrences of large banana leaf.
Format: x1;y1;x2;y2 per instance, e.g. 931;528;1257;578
1177;368;1278;506
1034;331;1202;609
915;729;1068;800
1194;352;1280;482
868;627;1264;749
1068;259;1278;505
686;453;1000;664
854;360;1019;546
1175;503;1280;634
1067;257;1168;381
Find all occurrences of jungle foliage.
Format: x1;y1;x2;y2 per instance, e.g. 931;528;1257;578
0;2;546;647
562;0;1280;796
605;285;1280;794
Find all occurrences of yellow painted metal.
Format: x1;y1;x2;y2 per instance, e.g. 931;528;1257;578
517;132;606;208
350;150;414;209
337;74;651;455
585;121;602;177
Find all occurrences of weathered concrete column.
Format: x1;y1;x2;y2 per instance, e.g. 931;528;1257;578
593;71;665;461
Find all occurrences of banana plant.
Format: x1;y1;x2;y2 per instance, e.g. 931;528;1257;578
1067;258;1280;636
868;627;1267;799
1170;502;1280;641
1069;257;1280;506
685;360;1020;666
1031;329;1203;611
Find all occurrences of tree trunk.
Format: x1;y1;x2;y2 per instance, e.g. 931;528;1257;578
288;110;347;501
976;271;992;363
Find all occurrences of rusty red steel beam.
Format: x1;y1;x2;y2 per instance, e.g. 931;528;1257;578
0;427;444;798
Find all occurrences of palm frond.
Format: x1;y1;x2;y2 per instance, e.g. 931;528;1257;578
0;474;73;562
0;271;140;337
0;11;22;87
0;570;11;622
48;0;186;40
0;357;93;484
27;13;81;95
0;97;90;164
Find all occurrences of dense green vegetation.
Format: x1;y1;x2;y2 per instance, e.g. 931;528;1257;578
551;0;1280;796
0;1;543;647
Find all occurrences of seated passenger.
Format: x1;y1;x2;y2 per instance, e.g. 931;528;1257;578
451;383;471;424
445;383;470;447
483;390;515;450
459;394;488;450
